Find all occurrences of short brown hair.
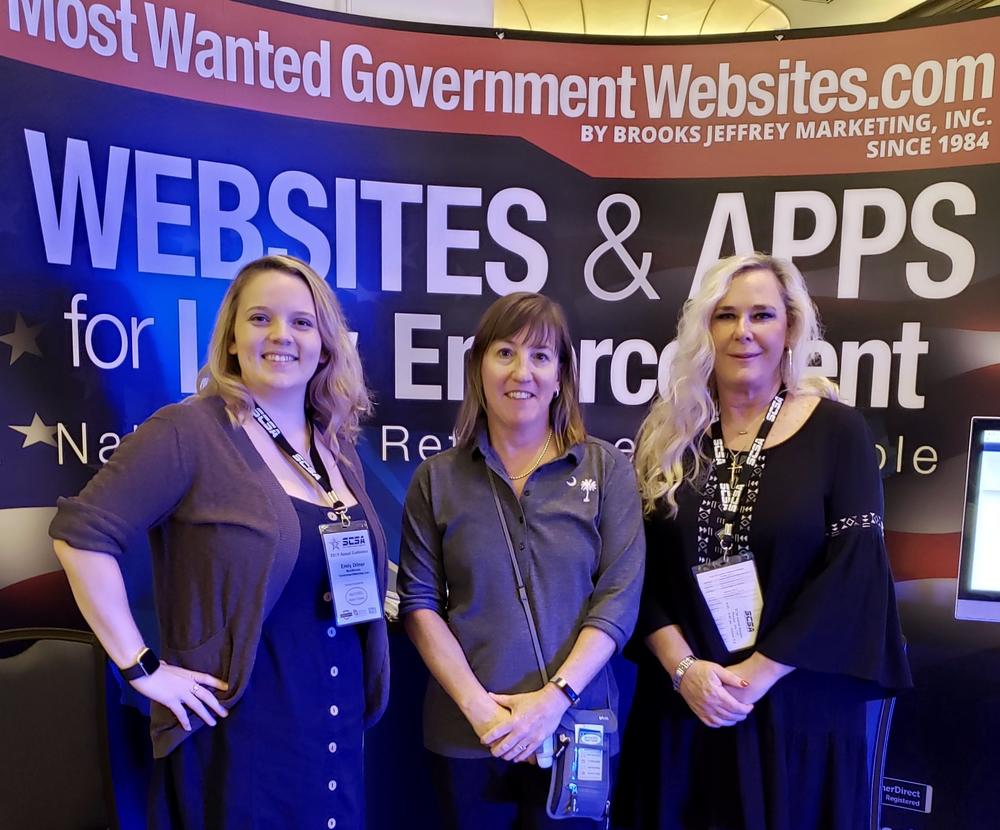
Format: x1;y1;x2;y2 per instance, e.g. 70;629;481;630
453;292;585;453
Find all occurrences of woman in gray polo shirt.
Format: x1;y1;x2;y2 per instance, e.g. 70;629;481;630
398;291;645;830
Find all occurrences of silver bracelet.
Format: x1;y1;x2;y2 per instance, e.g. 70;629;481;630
672;655;698;691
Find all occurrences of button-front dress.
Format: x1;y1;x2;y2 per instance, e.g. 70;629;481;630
152;499;371;830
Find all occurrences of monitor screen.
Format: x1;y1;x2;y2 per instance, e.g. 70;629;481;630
956;417;1000;621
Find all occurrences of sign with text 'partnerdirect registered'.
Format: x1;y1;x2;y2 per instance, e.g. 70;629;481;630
883;777;934;814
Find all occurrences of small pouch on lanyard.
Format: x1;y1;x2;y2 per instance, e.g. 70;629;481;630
546;708;617;824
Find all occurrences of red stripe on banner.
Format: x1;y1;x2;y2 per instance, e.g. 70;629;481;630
886;530;960;582
1;1;998;178
0;570;88;631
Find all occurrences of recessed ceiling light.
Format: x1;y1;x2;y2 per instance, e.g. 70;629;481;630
656;13;669;20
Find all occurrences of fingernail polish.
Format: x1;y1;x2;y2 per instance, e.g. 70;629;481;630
741;680;750;687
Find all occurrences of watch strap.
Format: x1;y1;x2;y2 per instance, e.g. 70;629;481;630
121;647;160;681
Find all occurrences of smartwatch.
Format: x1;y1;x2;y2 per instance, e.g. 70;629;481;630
121;647;160;681
549;675;580;706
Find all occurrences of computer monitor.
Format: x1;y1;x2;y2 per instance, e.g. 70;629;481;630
955;417;1000;622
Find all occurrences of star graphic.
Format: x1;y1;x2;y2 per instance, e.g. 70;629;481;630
0;313;44;365
9;413;57;448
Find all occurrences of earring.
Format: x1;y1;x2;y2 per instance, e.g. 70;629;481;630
784;347;793;379
553;387;560;399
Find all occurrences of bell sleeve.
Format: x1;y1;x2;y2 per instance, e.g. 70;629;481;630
633;513;681;638
756;406;912;691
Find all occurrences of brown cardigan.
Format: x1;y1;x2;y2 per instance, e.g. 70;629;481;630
49;395;390;758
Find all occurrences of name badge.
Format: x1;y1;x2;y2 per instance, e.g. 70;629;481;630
320;520;382;626
692;552;763;652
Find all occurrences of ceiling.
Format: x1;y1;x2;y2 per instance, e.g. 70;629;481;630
285;0;1000;35
493;0;938;37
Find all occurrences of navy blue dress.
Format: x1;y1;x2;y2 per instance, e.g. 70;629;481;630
151;499;371;830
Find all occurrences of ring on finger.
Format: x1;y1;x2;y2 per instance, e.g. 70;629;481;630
191;684;201;695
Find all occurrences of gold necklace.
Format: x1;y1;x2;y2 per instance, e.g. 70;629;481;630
507;429;553;480
732;408;767;437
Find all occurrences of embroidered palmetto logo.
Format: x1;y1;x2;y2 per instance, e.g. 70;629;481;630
580;478;597;503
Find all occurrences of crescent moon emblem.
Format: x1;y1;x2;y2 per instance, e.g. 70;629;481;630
566;476;577;486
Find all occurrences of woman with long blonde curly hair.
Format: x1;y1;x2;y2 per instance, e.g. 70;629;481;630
633;253;836;518
616;253;910;830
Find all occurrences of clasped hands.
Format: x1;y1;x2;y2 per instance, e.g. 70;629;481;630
468;684;570;764
677;654;779;729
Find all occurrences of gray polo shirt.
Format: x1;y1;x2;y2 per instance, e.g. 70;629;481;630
398;428;645;758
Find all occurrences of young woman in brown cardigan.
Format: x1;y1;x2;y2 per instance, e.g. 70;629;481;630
51;255;389;829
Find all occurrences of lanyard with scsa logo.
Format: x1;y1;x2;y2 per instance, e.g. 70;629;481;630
691;389;785;652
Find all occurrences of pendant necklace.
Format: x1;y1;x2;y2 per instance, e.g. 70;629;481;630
727;448;744;490
733;407;768;437
507;429;553;481
727;410;765;487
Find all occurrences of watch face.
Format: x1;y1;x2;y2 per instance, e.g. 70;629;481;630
554;677;579;703
137;649;159;675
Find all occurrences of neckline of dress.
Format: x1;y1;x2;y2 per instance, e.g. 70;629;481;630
717;395;827;455
745;395;826;453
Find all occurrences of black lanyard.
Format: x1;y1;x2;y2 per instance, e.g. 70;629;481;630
251;404;350;524
709;389;786;557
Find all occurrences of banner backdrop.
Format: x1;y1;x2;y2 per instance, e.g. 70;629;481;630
2;3;999;827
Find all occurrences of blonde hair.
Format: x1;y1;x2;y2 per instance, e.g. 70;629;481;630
196;255;371;453
453;292;586;454
634;253;838;516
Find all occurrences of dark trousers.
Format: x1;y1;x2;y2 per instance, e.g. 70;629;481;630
429;753;599;830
